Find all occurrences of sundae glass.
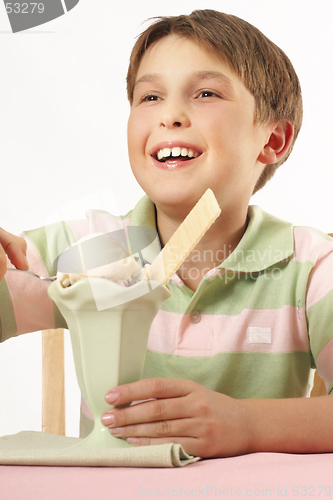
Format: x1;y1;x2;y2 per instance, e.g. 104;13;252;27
47;189;220;449
48;277;170;449
48;231;170;449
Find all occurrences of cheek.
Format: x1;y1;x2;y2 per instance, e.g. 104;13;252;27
127;112;148;159
127;117;149;186
127;118;140;163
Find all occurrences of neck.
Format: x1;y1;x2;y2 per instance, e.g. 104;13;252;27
156;203;249;291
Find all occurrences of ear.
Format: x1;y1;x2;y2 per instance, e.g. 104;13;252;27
258;121;294;165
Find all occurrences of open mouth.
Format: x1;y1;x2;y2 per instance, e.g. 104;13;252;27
154;146;202;163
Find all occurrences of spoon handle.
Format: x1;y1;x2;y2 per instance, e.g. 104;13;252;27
6;269;57;282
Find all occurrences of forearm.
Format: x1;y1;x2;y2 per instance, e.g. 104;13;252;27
244;395;333;454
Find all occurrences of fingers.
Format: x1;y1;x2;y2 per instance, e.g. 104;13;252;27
101;395;201;455
102;378;203;454
0;228;28;280
109;415;193;441
102;393;192;429
105;377;193;406
102;379;243;458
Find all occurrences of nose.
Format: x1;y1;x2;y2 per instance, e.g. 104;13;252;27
159;98;190;129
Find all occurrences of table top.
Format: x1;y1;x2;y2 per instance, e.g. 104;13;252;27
1;452;332;500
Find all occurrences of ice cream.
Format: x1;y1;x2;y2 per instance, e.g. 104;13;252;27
57;233;142;288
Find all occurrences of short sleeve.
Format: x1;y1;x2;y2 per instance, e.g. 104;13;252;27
306;249;333;395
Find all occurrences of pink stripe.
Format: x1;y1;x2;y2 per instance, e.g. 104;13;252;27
306;251;333;310
212;306;309;355
80;396;94;420
176;313;213;352
293;227;333;263
65;219;90;243
54;215;132;244
315;338;333;390
170;273;184;287
148;306;309;358
86;210;129;233
122;217;131;228
148;310;179;353
6;238;56;334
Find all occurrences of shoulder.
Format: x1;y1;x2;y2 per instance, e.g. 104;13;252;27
292;226;333;264
249;205;333;264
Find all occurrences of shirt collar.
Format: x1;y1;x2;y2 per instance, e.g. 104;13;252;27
220;205;294;272
129;197;294;272
129;195;161;264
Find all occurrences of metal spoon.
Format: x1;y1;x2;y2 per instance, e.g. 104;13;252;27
6;269;57;283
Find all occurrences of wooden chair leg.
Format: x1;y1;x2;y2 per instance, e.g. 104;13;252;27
310;370;327;397
42;329;66;435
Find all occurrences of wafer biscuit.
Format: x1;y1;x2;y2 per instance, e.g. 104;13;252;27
144;189;221;284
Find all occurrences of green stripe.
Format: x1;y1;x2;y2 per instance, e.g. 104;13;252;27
120;210;133;221
222;206;294;272
0;278;17;342
161;284;193;313
129;195;156;228
142;349;311;399
307;290;333;362
163;259;312;315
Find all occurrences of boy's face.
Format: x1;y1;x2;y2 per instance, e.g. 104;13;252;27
127;35;273;216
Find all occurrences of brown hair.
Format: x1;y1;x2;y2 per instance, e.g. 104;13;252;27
126;10;303;193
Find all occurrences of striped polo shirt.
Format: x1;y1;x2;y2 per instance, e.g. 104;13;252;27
1;196;333;435
130;196;333;400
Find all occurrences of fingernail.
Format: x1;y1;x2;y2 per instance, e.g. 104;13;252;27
127;437;139;445
101;413;114;426
105;391;118;404
110;427;122;436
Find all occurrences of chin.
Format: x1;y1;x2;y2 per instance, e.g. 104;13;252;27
151;187;205;215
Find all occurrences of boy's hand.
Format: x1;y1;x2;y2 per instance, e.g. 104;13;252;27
101;378;251;458
0;228;29;281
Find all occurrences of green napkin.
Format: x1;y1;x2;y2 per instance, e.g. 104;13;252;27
0;431;200;468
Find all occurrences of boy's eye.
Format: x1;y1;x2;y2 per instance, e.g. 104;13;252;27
141;94;161;102
197;90;220;98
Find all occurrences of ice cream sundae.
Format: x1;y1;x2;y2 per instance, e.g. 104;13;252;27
56;233;142;288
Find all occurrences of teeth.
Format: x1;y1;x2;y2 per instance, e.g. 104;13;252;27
157;148;167;160
156;146;200;161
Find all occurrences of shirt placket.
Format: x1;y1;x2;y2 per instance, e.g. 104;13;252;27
173;275;215;356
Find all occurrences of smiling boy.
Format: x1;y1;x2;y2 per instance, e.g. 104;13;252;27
127;32;293;290
99;11;333;457
1;10;333;458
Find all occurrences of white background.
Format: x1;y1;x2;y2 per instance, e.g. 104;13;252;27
0;0;332;437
